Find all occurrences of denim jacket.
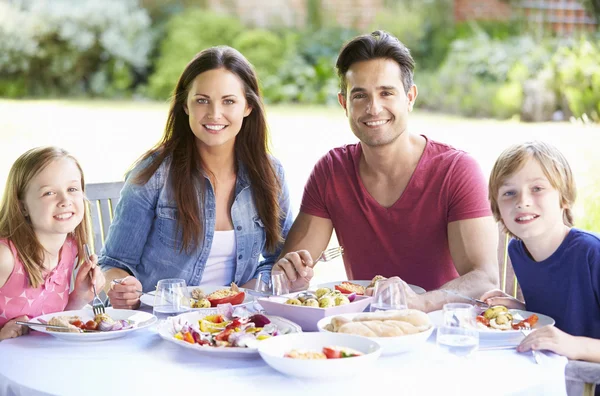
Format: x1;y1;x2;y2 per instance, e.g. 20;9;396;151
98;155;293;292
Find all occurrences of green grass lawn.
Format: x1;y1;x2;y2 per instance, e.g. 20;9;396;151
2;99;599;282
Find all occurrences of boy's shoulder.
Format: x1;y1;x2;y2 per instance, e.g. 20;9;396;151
568;228;600;251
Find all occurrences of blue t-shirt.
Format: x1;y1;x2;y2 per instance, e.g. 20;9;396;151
509;228;600;339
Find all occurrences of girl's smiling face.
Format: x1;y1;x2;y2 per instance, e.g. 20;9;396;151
497;157;566;241
21;158;85;238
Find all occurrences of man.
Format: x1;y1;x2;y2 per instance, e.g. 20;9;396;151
273;31;499;312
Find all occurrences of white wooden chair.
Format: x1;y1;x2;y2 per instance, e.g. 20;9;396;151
85;181;124;254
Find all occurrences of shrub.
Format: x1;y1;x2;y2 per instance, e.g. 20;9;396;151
0;0;153;97
146;10;243;100
232;30;286;79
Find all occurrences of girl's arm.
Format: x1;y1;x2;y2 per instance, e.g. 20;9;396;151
0;315;29;341
66;254;105;310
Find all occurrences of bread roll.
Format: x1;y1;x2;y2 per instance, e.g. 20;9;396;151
353;309;431;331
330;316;351;332
338;320;420;337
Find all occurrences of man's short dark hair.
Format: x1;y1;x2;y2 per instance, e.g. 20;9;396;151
336;30;415;96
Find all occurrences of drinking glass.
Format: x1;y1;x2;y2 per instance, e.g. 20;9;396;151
251;272;272;297
152;278;190;320
436;303;479;357
271;271;290;296
369;278;407;312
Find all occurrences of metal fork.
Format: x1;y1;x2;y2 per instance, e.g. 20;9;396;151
85;244;106;316
314;246;344;263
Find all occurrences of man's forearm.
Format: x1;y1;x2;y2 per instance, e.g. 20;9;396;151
414;268;498;312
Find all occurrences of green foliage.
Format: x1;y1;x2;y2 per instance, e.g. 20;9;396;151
146;10;243;99
232;30;286;78
551;37;600;122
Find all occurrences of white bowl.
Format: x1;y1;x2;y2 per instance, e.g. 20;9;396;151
257;293;373;331
316;312;434;355
258;332;381;378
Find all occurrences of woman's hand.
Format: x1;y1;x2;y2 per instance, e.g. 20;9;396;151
0;315;29;340
272;250;315;292
518;326;582;359
108;276;143;309
480;289;526;310
68;254;105;309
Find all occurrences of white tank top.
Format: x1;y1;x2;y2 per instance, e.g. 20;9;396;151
199;230;237;286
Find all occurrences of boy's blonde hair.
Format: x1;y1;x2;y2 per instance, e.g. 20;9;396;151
489;141;576;238
0;147;91;288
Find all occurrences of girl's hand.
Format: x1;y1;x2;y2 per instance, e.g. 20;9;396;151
108;276;143;310
0;315;29;340
69;254;105;309
480;289;526;310
517;326;581;359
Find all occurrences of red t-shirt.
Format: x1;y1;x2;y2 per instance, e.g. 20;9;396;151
300;137;492;291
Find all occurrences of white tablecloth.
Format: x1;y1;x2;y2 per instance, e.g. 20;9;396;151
0;324;568;396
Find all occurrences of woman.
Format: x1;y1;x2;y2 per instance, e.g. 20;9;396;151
99;46;293;309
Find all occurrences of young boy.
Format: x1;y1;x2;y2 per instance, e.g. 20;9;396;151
481;141;600;363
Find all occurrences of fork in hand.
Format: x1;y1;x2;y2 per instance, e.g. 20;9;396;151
521;329;542;364
84;244;106;316
314;246;344;264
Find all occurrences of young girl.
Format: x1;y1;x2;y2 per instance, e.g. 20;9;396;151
0;147;105;340
101;46;293;309
482;141;600;363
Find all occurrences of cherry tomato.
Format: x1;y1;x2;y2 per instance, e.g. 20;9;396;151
84;320;98;330
70;320;84;328
476;316;490;327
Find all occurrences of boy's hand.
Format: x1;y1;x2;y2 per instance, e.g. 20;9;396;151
0;315;29;340
517;326;580;359
480;289;526;310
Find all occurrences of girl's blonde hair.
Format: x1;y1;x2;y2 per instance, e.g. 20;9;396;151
489;141;576;238
0;146;91;288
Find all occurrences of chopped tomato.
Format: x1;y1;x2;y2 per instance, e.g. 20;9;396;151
225;318;243;330
476;316;490;327
207;291;246;307
202;314;225;324
215;329;234;342
83;320;98;330
512;314;539;330
335;282;365;295
322;346;363;359
70;320;84;329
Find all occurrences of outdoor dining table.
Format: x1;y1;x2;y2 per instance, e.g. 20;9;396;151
0;311;569;396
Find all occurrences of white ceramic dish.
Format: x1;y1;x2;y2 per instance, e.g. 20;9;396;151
312;280;426;295
140;285;254;312
157;311;302;358
316;312;434;355
29;308;157;341
258;332;381;378
257;292;373;331
428;309;555;345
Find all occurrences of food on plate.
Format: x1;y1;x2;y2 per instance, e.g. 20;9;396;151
173;310;279;349
47;313;133;332
335;281;365;295
302;299;319;307
476;305;539;331
190;283;246;308
284;289;356;308
368;275;386;288
285;346;363;359
325;309;431;337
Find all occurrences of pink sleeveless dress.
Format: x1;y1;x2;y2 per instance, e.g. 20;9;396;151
0;238;77;327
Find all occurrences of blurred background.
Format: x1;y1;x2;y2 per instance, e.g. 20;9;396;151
1;0;599;282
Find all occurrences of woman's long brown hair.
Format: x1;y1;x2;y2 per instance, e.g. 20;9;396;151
0;147;91;288
133;46;282;253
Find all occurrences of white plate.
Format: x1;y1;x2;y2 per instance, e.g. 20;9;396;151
30;308;157;341
140;285;254;311
157;311;302;358
258;332;381;378
312;280;426;295
316;312;434;355
428;309;555;345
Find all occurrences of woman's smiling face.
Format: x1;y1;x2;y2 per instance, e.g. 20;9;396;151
184;68;252;150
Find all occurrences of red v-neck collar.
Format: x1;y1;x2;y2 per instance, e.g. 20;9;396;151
352;136;430;210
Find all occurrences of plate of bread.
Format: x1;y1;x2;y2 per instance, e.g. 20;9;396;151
316;309;434;355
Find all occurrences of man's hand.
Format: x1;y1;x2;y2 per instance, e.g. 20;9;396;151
272;250;315;292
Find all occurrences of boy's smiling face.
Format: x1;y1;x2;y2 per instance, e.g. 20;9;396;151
497;157;567;241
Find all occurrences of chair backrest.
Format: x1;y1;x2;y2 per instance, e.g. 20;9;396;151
85;181;124;254
497;223;523;300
